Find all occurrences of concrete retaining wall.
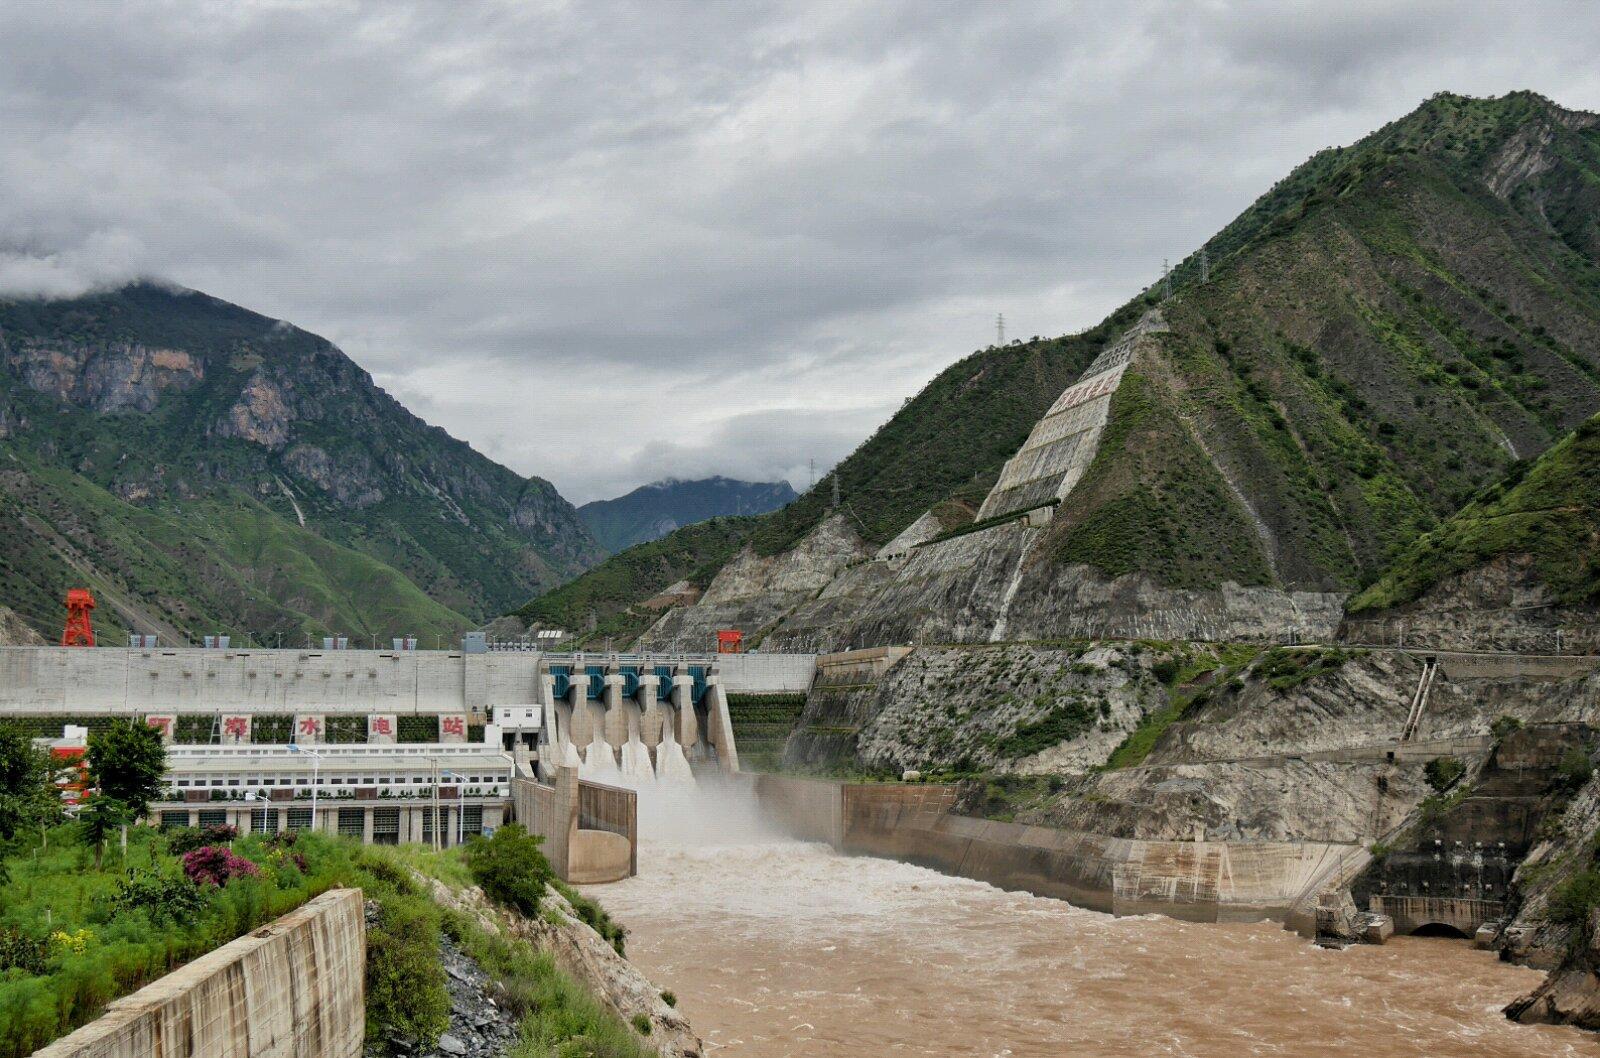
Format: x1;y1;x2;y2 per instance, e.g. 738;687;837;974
752;778;1353;923
714;653;817;693
514;767;636;884
34;888;364;1058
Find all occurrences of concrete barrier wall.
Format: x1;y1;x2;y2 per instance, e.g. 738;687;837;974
753;779;1354;923
513;768;636;884
34;888;364;1058
715;653;817;693
0;646;815;715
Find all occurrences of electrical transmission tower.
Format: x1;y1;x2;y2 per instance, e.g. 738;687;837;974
996;313;1006;345
1162;259;1172;300
1200;246;1211;283
831;474;841;509
808;457;816;493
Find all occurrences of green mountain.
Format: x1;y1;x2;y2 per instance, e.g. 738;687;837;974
518;91;1600;642
0;282;604;642
578;477;797;553
1351;411;1600;614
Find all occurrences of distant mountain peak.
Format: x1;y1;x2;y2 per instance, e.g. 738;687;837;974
579;476;797;553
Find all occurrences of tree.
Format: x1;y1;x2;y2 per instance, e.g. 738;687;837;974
462;823;553;916
0;723;58;843
78;795;131;870
87;720;167;821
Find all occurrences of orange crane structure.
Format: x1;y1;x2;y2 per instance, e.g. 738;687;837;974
61;588;96;647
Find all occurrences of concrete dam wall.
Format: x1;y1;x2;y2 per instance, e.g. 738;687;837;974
33;888;365;1058
750;776;1353;923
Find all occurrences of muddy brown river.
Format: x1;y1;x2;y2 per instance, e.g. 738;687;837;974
593;839;1600;1057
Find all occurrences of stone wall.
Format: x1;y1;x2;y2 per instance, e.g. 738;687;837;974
34;888;364;1058
751;778;1351;923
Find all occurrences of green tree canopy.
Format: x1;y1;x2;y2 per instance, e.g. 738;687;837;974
87;720;167;819
0;722;58;841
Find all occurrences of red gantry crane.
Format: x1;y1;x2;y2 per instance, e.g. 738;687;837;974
61;588;96;647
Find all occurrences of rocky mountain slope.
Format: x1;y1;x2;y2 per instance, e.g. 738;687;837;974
1344;410;1600;651
0;282;604;641
578;476;796;554
534;91;1600;652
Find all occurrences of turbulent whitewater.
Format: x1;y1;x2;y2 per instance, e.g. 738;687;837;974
594;839;1600;1057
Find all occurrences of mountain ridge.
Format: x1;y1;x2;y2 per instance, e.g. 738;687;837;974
0;281;604;641
577;476;796;554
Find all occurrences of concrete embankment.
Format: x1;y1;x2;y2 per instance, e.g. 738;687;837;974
749;775;1352;923
34;888;365;1058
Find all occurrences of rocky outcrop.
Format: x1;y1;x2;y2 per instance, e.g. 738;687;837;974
1342;555;1600;653
0;604;44;645
424;877;701;1058
639;514;870;651
0;282;604;620
0;339;204;413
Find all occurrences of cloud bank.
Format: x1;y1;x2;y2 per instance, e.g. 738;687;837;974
2;1;1598;502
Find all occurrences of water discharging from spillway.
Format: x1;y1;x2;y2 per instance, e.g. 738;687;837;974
588;787;1600;1058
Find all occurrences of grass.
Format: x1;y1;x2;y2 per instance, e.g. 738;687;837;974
440;909;654;1058
1102;643;1261;770
1353;415;1600;611
0;826;367;1057
1251;647;1356;691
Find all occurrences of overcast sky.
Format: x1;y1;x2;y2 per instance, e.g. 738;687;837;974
3;1;1600;503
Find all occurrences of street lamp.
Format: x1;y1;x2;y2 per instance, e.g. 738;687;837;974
443;770;467;846
287;744;322;835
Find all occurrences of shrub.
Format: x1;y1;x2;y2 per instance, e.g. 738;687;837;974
1553;870;1600;941
463;824;553;917
366;895;449;1052
0;928;48;975
109;870;208;923
166;824;238;855
632;1013;652;1035
1151;658;1181;685
1490;715;1524;741
661;990;677;1008
1425;756;1465;792
180;846;261;887
1556;747;1595;794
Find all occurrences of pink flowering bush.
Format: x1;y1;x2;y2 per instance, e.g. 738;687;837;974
180;845;261;887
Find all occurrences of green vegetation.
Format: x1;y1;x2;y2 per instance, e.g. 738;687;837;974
990;698;1095;759
1425;755;1466;792
366;887;451;1049
1552;870;1600;944
1049;372;1276;589
440;908;654;1058
463;823;555;918
1353;415;1600;611
0;281;599;638
1103;644;1260;770
726;693;808;772
552;880;627;957
1557;747;1595;794
0;826;369;1057
1491;715;1525;741
511;517;759;650
1251;647;1355;691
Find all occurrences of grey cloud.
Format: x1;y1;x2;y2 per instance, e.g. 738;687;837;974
1;1;1598;503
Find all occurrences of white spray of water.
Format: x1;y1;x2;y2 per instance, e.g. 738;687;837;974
654;721;696;785
581;733;623;784
619;734;656;787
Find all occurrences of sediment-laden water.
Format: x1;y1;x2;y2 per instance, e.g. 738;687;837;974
594;839;1600;1057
